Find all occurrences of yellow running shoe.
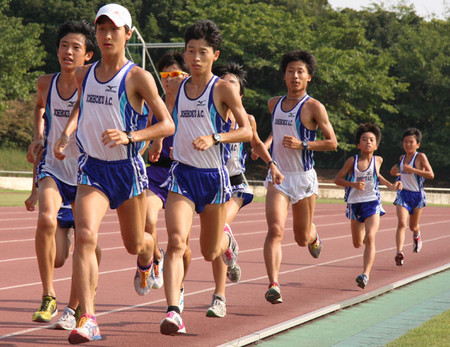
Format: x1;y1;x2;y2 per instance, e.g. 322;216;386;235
32;295;58;323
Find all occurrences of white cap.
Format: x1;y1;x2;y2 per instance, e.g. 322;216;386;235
95;3;132;28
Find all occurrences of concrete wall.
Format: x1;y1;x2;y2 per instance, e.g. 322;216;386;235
249;184;450;205
0;177;32;191
1;176;449;205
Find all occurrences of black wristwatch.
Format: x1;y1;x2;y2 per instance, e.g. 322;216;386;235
267;160;277;168
125;131;133;145
302;140;309;150
213;132;222;145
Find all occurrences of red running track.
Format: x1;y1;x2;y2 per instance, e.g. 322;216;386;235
1;202;449;346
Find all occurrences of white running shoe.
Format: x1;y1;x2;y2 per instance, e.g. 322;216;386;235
222;223;239;267
53;306;76;330
160;311;186;335
152;249;165;289
227;263;241;283
134;260;154;296
206;294;226;318
308;233;323;259
413;234;423;253
68;314;101;344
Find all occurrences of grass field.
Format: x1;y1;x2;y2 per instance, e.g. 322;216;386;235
0;189;31;207
0;147;32;172
387;309;450;346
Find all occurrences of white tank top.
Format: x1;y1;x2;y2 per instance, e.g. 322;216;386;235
271;94;316;173
39;73;79;185
172;76;230;168
77;61;148;161
345;155;381;204
399;152;424;192
226;123;246;177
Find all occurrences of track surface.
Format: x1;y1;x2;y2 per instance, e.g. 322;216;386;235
1;202;449;346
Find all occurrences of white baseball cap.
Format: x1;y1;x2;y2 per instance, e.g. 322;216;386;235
95;3;132;28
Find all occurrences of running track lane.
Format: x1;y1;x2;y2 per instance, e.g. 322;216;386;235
0;203;449;346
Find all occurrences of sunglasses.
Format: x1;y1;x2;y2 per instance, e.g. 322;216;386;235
160;71;187;79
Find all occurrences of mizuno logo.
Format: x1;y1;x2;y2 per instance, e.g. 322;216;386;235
105;85;117;92
288;112;295;118
68;101;76;107
197;100;206;106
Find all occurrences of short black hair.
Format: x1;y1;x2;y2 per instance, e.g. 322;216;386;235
213;62;247;96
56;20;97;54
184;20;222;51
280;50;316;76
402;128;422;143
355;122;381;145
157;51;189;73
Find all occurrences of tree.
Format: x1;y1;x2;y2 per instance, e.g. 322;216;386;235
0;0;45;147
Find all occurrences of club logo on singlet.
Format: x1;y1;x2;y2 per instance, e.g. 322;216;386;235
180;109;205;118
357;173;373;182
54;102;75;118
105;85;117;93
86;94;114;106
274;118;293;126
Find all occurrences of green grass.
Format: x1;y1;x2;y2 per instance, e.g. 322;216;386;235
386;309;450;346
0;146;33;172
0;189;31;207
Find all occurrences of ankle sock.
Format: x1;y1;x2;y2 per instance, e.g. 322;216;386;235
167;306;180;314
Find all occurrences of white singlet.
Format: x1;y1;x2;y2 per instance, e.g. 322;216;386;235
344;155;381;204
77;61;148;161
38;73;79;185
271;94;315;173
172;75;230;168
398;152;424;192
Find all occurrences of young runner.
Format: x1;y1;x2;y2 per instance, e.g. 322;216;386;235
390;128;434;266
142;52;192;308
160;20;252;335
206;62;283;317
26;20;95;324
263;50;337;304
54;4;174;343
335;123;401;288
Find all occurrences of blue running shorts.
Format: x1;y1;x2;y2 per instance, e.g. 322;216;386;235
393;189;426;214
346;200;385;223
146;165;170;208
231;182;254;209
78;154;148;209
164;161;231;213
57;206;75;229
36;172;77;205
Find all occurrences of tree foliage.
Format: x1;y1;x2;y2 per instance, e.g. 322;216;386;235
0;0;45;147
2;0;450;180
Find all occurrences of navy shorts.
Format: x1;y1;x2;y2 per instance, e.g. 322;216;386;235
231;182;254;209
37;172;77;206
164;161;231;213
146;165;170;208
57;207;75;229
78;154;148;209
394;189;426;214
346;200;385;223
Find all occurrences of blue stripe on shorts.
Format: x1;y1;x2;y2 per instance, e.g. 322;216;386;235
346;200;385;223
78;154;148;209
165;161;231;213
